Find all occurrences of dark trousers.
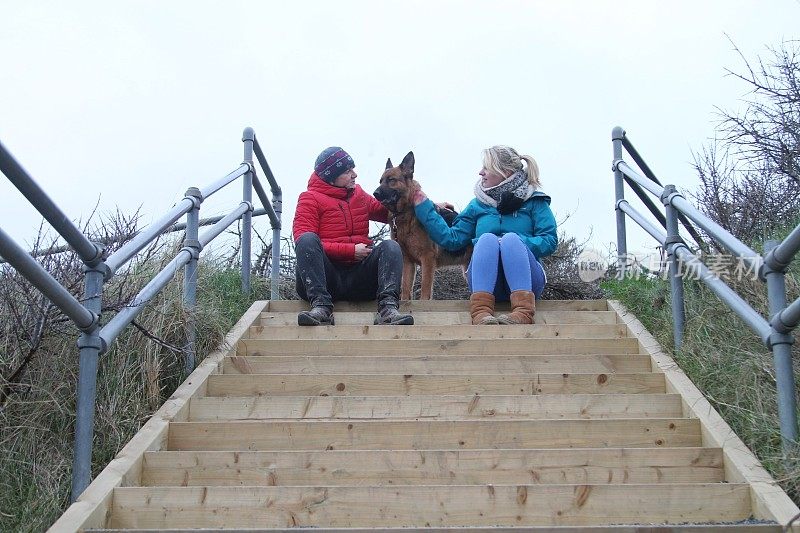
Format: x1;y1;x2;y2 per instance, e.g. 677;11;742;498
294;232;404;309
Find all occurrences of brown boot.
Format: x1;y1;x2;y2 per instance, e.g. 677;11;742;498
497;290;535;325
470;291;498;325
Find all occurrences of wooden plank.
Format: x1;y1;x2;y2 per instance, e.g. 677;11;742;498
236;338;640;356
90;525;786;533
246;323;629;340
223;354;653;375
167;419;701;451
141;447;725;486
205;373;666;397
608;300;800;527
532;373;666;394
263;310;472;326
111;484;751;528
266;299;610;312
46;301;270;533
260;310;619;326
189;393;684;421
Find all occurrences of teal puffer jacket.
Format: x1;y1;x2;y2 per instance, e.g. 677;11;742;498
414;191;558;258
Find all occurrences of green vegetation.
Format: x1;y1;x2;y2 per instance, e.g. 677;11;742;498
603;262;800;503
604;38;800;504
0;252;269;532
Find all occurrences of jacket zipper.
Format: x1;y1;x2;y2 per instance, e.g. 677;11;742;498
339;203;351;233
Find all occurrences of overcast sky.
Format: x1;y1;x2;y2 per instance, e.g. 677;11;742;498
2;1;799;263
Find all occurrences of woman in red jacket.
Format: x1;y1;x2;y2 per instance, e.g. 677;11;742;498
292;146;414;326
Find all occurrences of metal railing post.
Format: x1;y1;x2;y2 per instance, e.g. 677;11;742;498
252;135;284;300
71;263;105;502
662;185;686;351
763;240;799;452
270;185;282;300
612;127;628;274
182;187;202;375
241;130;255;294
270;228;281;300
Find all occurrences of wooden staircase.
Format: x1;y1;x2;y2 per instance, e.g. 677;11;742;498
50;299;799;531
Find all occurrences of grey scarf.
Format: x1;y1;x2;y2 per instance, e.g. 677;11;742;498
474;170;535;210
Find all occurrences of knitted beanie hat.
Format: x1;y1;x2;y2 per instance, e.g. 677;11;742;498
314;147;355;183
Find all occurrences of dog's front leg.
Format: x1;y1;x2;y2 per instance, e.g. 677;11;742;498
401;259;416;301
419;259;436;300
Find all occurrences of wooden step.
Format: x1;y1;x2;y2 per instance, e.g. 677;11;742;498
236;337;641;356
260;310;620;326
223;354;652;375
246;323;629;340
142;447;725;486
206;373;666;396
92;525;785;533
189;393;684;421
167;419;701;451
50;299;800;532
265;299;610;312
110;484;751;528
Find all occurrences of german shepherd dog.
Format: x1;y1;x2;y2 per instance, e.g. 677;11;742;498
373;152;472;300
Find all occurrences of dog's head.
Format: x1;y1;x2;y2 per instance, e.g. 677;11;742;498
373;151;416;213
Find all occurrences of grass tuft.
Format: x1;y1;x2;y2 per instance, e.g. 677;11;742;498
604;266;800;504
0;246;271;531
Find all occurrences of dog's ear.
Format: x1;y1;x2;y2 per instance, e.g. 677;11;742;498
385;158;393;170
399;151;415;176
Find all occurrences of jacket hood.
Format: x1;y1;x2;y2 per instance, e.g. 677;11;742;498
530;190;551;204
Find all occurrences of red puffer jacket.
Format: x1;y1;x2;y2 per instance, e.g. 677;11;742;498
293;173;389;264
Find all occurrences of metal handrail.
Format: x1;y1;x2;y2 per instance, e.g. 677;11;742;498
774;295;800;332
619;134;706;247
0;227;98;332
616;159;764;274
247;128;283;300
0;141;104;267
669;193;763;274
198;163;250;199
671;244;773;343
0;127;284;502
611;126;798;452
616;200;667;243
766;224;800;271
98;201;253;352
104;192;199;276
0;207;275;264
622;176;668;229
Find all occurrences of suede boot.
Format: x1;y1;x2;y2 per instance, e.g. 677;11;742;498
497;290;535;325
470;291;499;325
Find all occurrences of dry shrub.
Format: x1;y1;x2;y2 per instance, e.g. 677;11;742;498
693;39;800;246
0;214;269;532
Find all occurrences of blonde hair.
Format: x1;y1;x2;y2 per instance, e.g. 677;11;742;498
481;145;541;189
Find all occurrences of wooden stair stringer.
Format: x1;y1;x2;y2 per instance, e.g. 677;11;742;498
46;298;800;531
47;301;269;532
608;299;799;527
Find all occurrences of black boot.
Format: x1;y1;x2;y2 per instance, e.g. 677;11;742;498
298;306;334;326
374;304;414;325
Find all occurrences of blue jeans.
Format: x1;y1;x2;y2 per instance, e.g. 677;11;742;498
466;233;546;301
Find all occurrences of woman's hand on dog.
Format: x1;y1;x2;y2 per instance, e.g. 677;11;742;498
413;189;453;212
354;243;373;260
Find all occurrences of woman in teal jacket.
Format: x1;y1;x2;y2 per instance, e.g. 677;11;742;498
413;145;557;325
